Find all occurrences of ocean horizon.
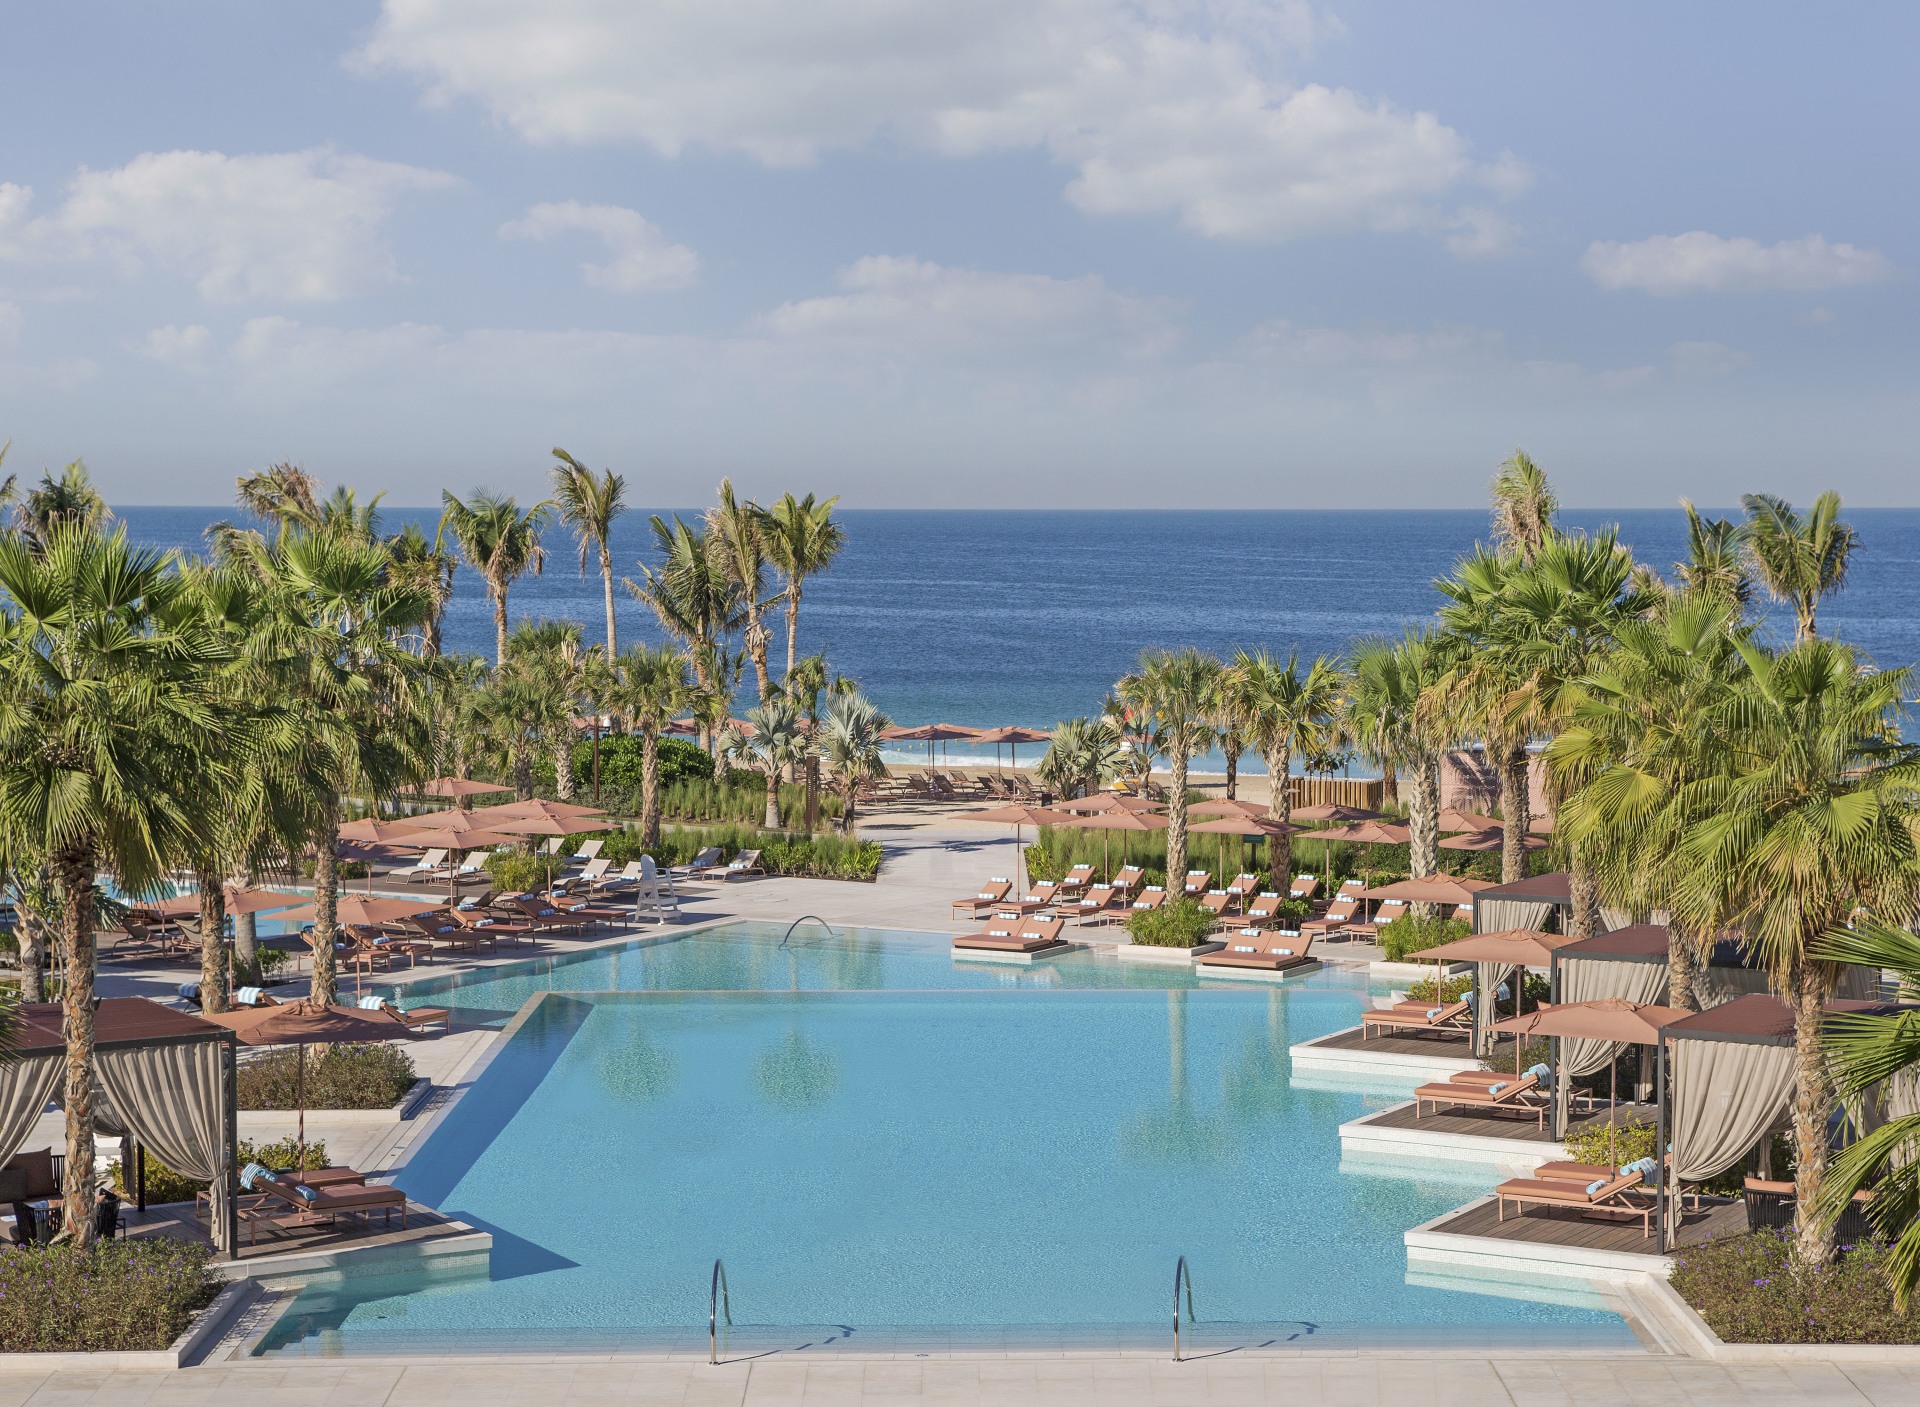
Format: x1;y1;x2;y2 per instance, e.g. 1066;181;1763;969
114;505;1920;773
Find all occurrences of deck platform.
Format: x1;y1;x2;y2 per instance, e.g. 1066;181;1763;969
1407;1192;1747;1280
1340;1100;1651;1169
122;1198;491;1286
1289;1023;1514;1086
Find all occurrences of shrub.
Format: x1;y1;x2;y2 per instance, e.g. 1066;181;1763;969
1560;1115;1656;1170
1377;914;1469;962
1670;1230;1920;1343
236;1044;417;1111
0;1238;218;1352
484;850;548;894
110;1138;331;1204
231;945;291;988
1405;974;1474;1004
598;823;881;881
1126;899;1216;948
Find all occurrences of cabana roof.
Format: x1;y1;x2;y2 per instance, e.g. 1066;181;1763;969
1473;871;1573;907
15;999;232;1054
1664;992;1905;1047
1555;924;1763;971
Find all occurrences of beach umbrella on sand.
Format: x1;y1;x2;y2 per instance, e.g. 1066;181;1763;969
883;723;983;777
1188;815;1308;892
1490;998;1689;1167
970;725;1053;777
1439;827;1548;854
203;999;420;1170
1061;807;1170;883
960;803;1075;897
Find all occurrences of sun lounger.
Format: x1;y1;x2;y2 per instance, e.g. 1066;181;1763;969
1128;886;1167;914
564;839;605;869
952;879;1012;918
669;847;723;880
699;849;764;881
1182;870;1211;898
509;897;589;934
231;986;282;1008
1288;874;1319;903
998;879;1064;915
1109;866;1145;900
589;861;645;896
1361;1000;1472;1040
1337;898;1408;943
1414;1073;1546;1127
386;848;449;880
1199;889;1236;922
553;857;611;893
1497;1171;1653;1236
1300;896;1360;938
1061;885;1121;926
447;907;532;945
1197;930;1316;974
356;994;453;1032
953;916;1068;956
1224;874;1261;909
244;1174;409;1243
1055;863;1095;896
1237;892;1285;928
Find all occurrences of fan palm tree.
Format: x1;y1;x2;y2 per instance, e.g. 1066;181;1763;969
1675;500;1750;614
626;515;743;759
550;448;627;656
1036;717;1123;800
757;493;845;682
706;480;774;701
784;652;830;831
820;692;892;834
1221;650;1343;890
236;462;322;530
0;523;245;1242
723;697;808;829
1489;450;1557;564
387;522;458;655
1739;491;1856;641
1347;630;1451;888
11;461;111;551
1118;649;1224;885
604;644;691;845
1672;639;1920;1268
440;490;552;664
505;620;590;801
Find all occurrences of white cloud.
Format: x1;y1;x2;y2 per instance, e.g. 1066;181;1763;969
0;149;456;302
1236;317;1505;369
1580;232;1896;295
1443;207;1523;260
357;0;1521;251
759;256;1180;357
1668;340;1749;376
498;201;698;292
134;324;214;367
0;300;20;349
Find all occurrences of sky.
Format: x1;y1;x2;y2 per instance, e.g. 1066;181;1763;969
1;1;1914;508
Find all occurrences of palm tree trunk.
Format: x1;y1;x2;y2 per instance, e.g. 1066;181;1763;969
1264;743;1293;890
1566;850;1600;940
1790;955;1837;1268
1407;754;1441;921
17;903;48;1004
1223;740;1238;801
640;727;662;847
512;743;534;801
600;548;617;657
764;771;781;831
553;737;576;802
425;609;443;657
1380;759;1399;804
838;779;857;836
1166;751;1190;885
785;593;799;681
491;580;509;665
52;845;98;1246
196;864;229;1013
1667;922;1699;1012
1499;742;1532;884
804;756;821;833
311;804;341;1006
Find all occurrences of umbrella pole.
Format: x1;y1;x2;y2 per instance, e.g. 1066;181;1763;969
297;1044;307;1172
1610;1060;1618;1169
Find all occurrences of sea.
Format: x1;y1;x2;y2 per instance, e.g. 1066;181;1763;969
116;507;1920;771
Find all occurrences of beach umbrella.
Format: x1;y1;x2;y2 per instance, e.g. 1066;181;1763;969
473;798;611;820
1489;998;1689;1166
970;725;1053;777
1527;815;1556;835
386;824;520;902
149;887;303;920
1187;798;1269;819
1311;819;1410;887
1406;929;1586;1053
417;777;511;806
392;808;519;836
203;999;419;1170
960;803;1075;897
1436;808;1501;833
1360;875;1497;906
272;894;442;927
1051;792;1163;815
883;722;982;776
338;818;446;892
1188;814;1308;892
1061;807;1170;882
479;810;614;890
1291;803;1383;875
1439;827;1548;854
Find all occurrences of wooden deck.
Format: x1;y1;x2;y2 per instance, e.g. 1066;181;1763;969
1302;1024;1516;1062
1360;1099;1654;1146
1428;1193;1747;1256
122;1198;477;1265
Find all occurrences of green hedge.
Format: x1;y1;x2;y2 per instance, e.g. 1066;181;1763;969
1671;1231;1920;1343
1376;914;1470;962
0;1239;218;1352
236;1044;417;1111
1125;899;1216;947
597;823;882;881
110;1138;332;1206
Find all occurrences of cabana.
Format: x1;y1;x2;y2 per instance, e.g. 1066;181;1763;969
1471;871;1574;935
0;999;239;1255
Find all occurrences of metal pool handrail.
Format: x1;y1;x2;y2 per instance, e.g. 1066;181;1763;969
1172;1255;1196;1362
778;915;834;949
709;1258;731;1365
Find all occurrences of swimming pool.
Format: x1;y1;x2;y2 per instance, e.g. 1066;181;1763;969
260;924;1633;1355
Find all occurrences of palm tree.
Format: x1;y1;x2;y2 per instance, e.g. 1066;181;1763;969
1489;449;1556;563
550;449;627;656
1118;649;1223;886
723;697;808;829
1739;491;1856;641
505;620;589;801
10;461;111;552
1672;638;1920;1268
440;489;552;664
236;463;321;530
820;692;892;834
0;523;244;1242
1036;717;1123;800
1221;650;1343;890
706;480;774;701
1675;500;1750;614
626;515;743;759
1811;920;1920;1305
387;522;458;655
604;644;691;845
1347;631;1450;890
784;652;830;830
757;493;845;681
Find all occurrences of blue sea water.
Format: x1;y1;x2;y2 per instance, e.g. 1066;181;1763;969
118;507;1920;760
259;924;1630;1354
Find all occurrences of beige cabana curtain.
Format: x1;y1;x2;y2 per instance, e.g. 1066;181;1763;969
95;1041;231;1250
1599;906;1637;933
0;1053;63;1170
1476;899;1554;935
1670;1036;1796;1181
1560;957;1671;1076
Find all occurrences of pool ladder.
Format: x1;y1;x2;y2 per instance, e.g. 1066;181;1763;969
710;1258;731;1364
1172;1255;1197;1362
778;915;834;949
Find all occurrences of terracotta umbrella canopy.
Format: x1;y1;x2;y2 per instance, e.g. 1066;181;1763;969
148;887;304;920
273;894;442;927
1292;803;1384;875
1406;928;1586;1048
1312;818;1410;886
203;999;418;1170
882;722;983;775
1188;814;1308;889
1061;807;1170;883
1361;875;1496;906
961;803;1075;897
1439;827;1548;854
970;725;1052;777
480;810;615;891
1051;792;1163;815
387;824;521;902
473;799;610;820
418;777;511;805
338;818;445;893
1489;998;1690;1166
1437;808;1501;833
1188;798;1269;819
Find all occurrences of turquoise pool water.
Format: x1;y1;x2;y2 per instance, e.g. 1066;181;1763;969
260;924;1631;1355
